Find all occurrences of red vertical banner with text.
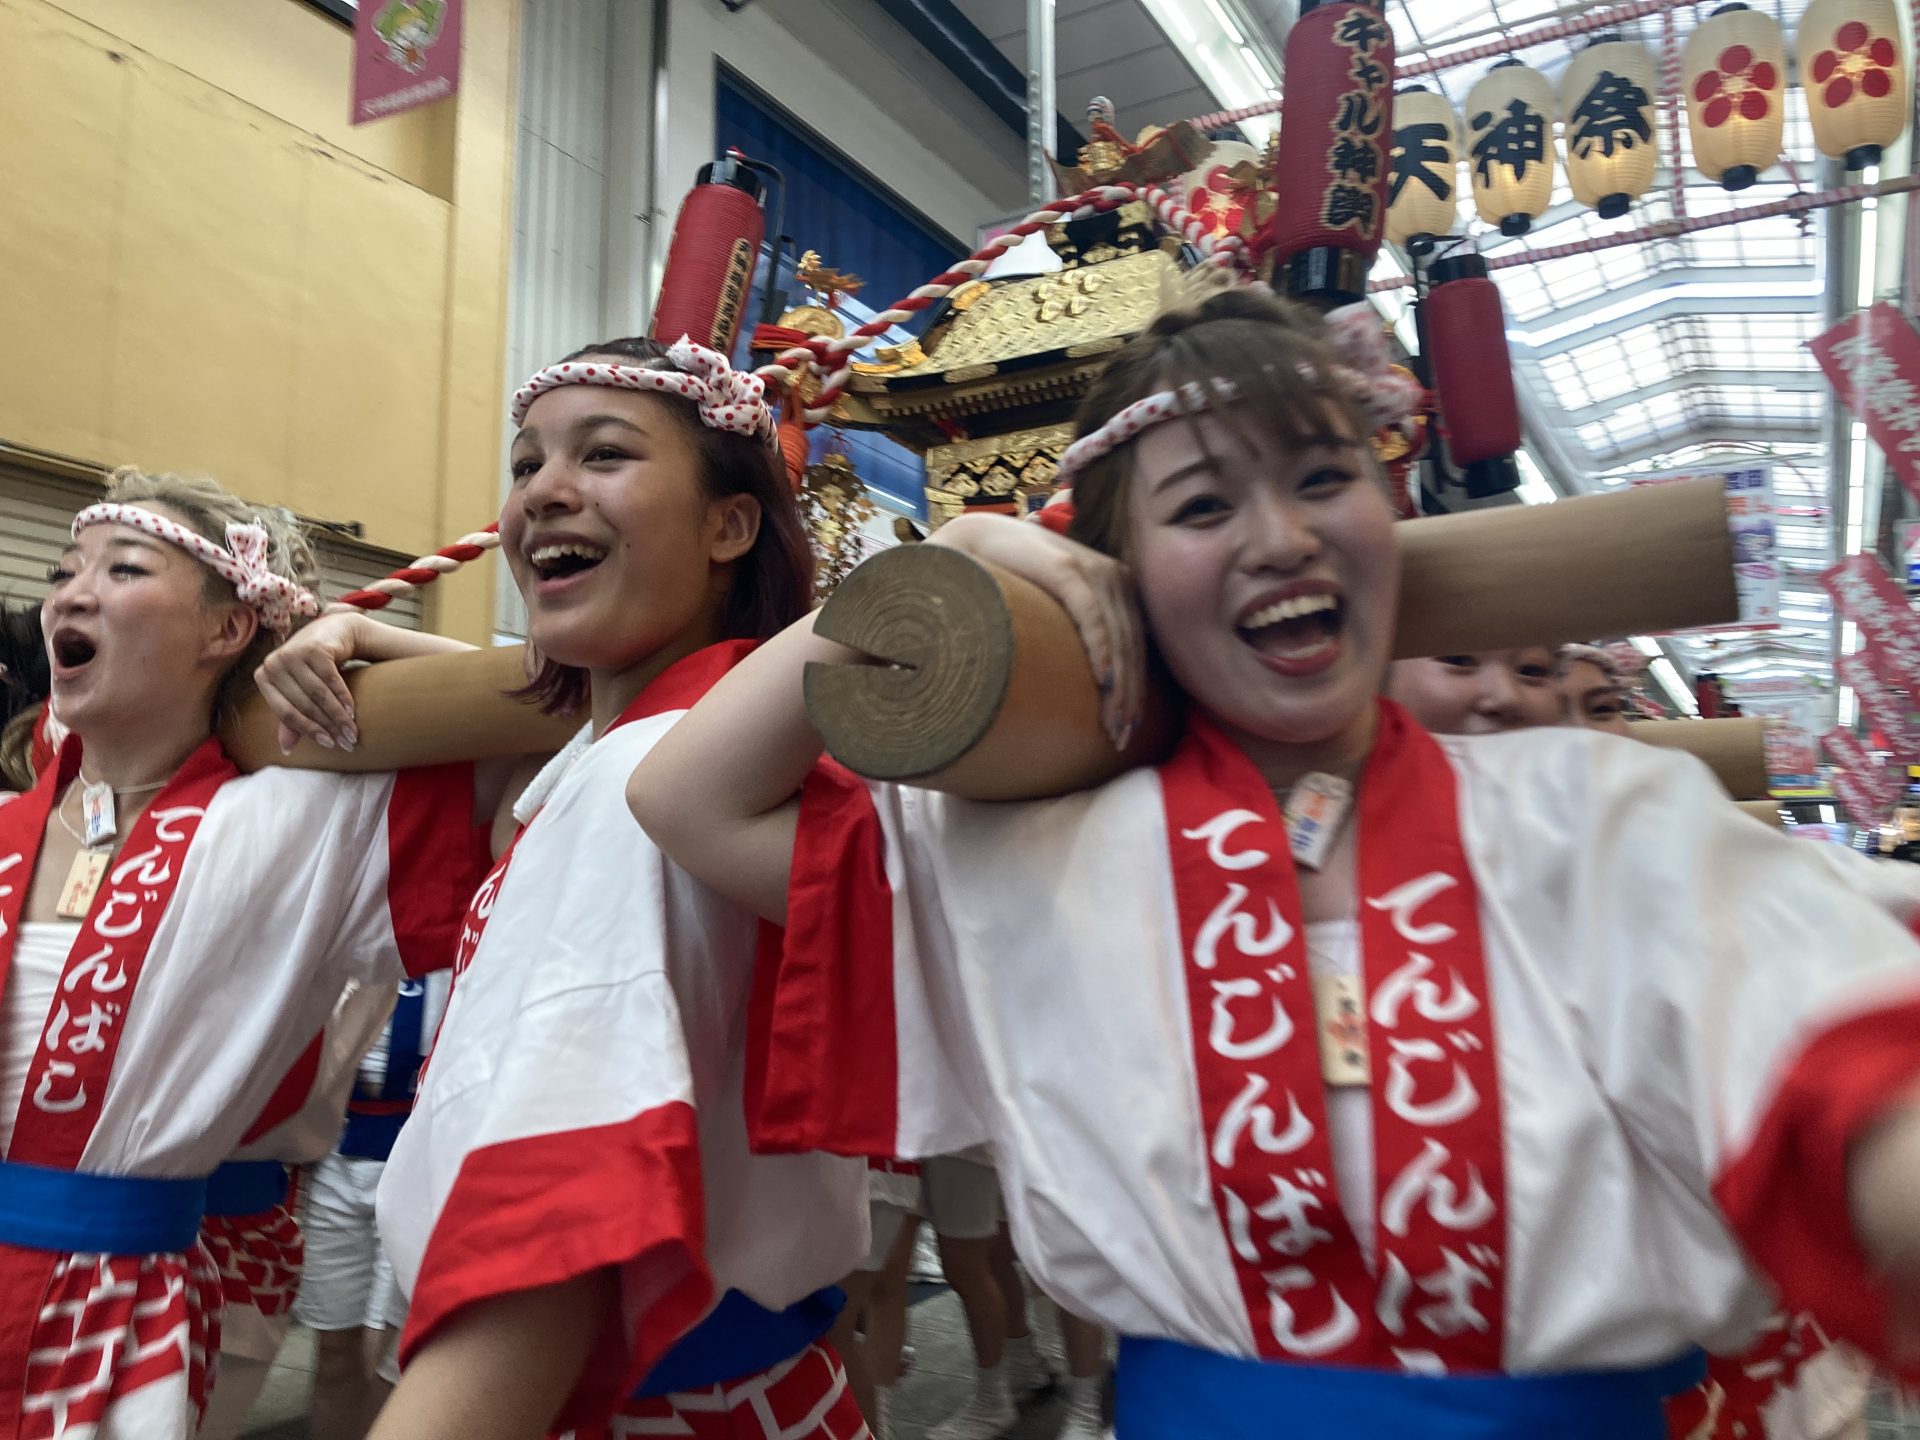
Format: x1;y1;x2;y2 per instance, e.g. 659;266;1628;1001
353;0;462;125
1821;554;1920;689
1809;303;1920;507
1835;650;1920;757
1831;765;1893;827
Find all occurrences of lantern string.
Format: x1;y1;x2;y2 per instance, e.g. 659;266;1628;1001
1395;0;1696;79
1179;0;1696;133
1661;3;1690;223
1366;173;1920;291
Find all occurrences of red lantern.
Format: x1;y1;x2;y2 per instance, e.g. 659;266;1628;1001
1265;0;1395;308
1423;250;1521;498
650;155;767;357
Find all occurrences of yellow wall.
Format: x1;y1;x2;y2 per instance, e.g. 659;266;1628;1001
0;0;516;641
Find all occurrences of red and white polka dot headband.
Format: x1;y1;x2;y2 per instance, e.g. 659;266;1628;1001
72;503;321;633
509;336;777;446
1051;304;1424;487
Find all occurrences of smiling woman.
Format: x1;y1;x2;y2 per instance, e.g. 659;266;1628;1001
0;467;492;1440
626;284;1920;1440
501;335;812;728
255;334;867;1440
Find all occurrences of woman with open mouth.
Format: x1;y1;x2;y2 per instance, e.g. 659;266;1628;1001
627;285;1920;1439
256;335;869;1440
0;468;492;1439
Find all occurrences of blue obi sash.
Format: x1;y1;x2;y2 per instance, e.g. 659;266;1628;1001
0;1158;207;1255
203;1160;291;1218
341;979;429;1162
633;1288;844;1398
1115;1337;1707;1439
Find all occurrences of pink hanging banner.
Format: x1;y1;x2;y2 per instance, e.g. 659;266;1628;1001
1823;727;1899;808
352;0;462;125
1831;764;1893;828
1835;648;1920;756
1809;302;1920;507
1820;553;1920;694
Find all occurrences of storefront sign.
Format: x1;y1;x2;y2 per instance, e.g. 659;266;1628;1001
353;0;462;125
1633;465;1779;630
1809;302;1920;507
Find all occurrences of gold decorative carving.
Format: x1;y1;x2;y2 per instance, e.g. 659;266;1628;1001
849;339;930;378
863;249;1172;383
942;363;1000;384
1033;269;1107;323
923;422;1075;531
801;452;878;599
948;280;991;311
777;303;844;341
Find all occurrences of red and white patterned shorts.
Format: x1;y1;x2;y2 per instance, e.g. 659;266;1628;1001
567;1342;871;1440
19;1243;224;1440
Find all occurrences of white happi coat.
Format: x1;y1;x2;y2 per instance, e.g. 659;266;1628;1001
0;750;483;1440
378;643;866;1435
751;711;1920;1381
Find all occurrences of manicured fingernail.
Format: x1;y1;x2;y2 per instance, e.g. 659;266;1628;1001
343;728;359;750
279;739;293;757
1119;719;1137;751
314;732;335;749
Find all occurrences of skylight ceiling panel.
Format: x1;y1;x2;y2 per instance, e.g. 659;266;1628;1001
1493;265;1557;322
1531;251;1609;306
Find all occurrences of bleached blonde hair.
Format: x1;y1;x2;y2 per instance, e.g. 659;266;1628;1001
95;468;323;718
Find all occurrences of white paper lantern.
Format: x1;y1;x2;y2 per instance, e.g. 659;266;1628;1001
1798;0;1910;169
1465;60;1556;236
1386;87;1460;247
1560;36;1659;219
1684;2;1786;190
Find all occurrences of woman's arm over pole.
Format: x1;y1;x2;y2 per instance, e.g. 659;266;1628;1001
627;611;851;925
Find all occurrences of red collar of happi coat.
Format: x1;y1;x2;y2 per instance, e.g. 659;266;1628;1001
450;638;761;987
1159;698;1507;1373
607;638;760;735
0;733;238;1167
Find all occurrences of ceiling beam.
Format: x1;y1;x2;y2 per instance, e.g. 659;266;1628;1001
1583;422;1826;473
1510;271;1819;355
1561;370;1828;424
883;0;1086;156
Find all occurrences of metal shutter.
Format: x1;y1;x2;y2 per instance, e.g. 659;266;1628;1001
0;457;422;629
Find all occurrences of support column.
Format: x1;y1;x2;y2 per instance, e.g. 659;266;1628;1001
1026;0;1056;206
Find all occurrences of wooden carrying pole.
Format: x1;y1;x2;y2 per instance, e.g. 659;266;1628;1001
1629;717;1771;801
221;644;577;774
807;478;1739;800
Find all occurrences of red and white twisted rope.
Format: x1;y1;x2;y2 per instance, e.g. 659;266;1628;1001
329;525;501;612
1662;3;1690;222
321;187;1237;608
752;182;1246;423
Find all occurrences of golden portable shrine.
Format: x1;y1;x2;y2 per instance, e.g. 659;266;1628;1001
773;120;1303;531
